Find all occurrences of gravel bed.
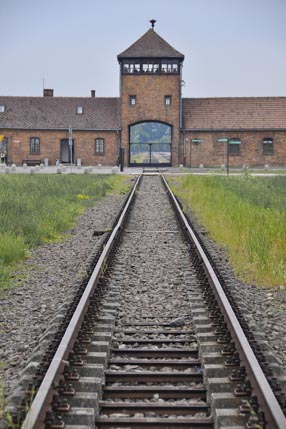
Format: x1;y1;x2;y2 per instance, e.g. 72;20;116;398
98;176;207;420
112;177;196;324
0;192;128;397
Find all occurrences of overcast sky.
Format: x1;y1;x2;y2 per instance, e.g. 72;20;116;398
1;0;286;98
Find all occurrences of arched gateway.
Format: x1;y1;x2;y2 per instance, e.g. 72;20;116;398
129;121;172;166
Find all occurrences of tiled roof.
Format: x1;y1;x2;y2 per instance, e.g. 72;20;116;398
0;97;119;130
1;96;286;132
118;29;184;60
183;97;286;130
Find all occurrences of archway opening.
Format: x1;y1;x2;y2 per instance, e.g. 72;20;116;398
129;122;171;166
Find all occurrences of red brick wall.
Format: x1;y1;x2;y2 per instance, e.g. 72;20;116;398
120;74;181;166
183;130;286;168
2;127;285;169
0;129;118;166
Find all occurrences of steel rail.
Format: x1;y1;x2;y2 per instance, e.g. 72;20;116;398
161;174;286;429
21;173;142;429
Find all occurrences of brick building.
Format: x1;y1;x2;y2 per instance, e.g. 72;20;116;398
1;23;286;168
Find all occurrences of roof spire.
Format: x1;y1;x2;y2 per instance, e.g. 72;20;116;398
150;19;156;30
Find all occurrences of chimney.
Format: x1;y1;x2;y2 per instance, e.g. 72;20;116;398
91;90;96;98
43;89;54;97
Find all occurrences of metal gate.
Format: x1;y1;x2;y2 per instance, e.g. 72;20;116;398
130;142;171;166
129;122;172;167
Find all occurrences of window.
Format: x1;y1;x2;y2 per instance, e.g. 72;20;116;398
121;59;180;75
30;137;40;154
228;141;240;155
123;60;140;74
142;61;160;73
161;60;179;74
129;95;136;106
165;95;171;106
76;106;83;114
0;105;5;113
153;62;160;73
263;138;273;155
95;138;105;154
30;137;40;153
0;137;7;152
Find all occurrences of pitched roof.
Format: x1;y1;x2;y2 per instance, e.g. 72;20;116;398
118;29;184;60
1;95;286;132
183;97;286;130
0;96;119;130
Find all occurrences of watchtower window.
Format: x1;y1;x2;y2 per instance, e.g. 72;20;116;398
122;59;180;75
123;60;140;74
142;61;160;73
161;60;179;74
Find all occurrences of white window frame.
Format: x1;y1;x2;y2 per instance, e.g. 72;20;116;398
95;138;105;154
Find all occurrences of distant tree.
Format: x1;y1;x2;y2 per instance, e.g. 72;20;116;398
130;122;171;144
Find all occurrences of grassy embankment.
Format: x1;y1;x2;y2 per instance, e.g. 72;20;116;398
169;174;286;287
0;174;130;291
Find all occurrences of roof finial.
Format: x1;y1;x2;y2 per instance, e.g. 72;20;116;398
150;19;156;30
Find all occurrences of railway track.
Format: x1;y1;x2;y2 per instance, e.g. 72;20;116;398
3;173;286;429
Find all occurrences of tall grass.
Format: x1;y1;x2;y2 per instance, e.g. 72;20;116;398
169;174;286;286
0;174;130;290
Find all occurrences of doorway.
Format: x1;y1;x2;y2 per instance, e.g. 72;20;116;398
60;139;74;163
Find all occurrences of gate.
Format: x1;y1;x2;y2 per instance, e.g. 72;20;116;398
130;142;171;166
129;122;172;167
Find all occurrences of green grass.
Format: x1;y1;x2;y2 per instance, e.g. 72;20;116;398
168;174;286;287
248;169;286;175
184;167;286;175
0;174;131;291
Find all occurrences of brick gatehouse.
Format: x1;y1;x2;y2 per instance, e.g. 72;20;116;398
1;22;286;168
